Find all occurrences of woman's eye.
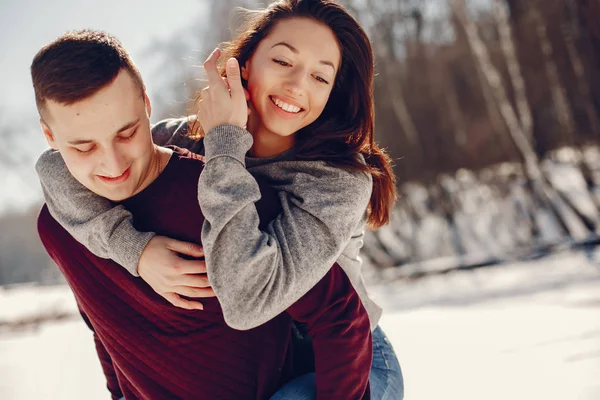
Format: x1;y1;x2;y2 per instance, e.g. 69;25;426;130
272;59;291;67
315;76;330;85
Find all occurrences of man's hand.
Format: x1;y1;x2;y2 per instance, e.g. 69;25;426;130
138;236;215;310
197;48;249;132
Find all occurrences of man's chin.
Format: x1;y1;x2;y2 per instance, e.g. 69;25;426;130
94;187;133;203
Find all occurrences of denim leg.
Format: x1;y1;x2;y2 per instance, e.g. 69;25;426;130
369;325;404;400
269;372;316;400
269;325;403;400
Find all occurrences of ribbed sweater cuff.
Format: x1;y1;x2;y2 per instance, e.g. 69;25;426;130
109;224;156;277
204;124;253;165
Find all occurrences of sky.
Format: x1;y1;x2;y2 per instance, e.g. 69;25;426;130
0;0;207;212
0;0;205;113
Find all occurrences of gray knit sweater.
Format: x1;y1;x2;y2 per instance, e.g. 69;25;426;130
36;118;382;330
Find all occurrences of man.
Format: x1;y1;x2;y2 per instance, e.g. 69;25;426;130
34;30;372;399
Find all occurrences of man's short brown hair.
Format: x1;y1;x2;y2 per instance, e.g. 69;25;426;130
31;29;145;116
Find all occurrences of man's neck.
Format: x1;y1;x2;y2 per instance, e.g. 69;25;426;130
132;145;173;197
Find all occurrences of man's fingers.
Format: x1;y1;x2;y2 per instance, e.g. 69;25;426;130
203;48;227;88
167;238;204;258
164;293;204;310
226;58;245;105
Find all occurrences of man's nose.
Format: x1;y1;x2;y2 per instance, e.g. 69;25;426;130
101;146;127;177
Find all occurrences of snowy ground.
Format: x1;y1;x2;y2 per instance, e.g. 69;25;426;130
1;248;599;400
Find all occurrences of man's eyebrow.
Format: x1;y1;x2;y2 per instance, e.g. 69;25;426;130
66;119;140;146
115;118;140;134
67;138;94;145
271;42;336;72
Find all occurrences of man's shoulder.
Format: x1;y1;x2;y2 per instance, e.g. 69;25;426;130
37;204;56;235
161;147;206;186
170;146;206;164
37;205;72;240
37;205;76;257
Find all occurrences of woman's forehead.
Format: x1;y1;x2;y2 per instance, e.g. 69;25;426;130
261;17;341;66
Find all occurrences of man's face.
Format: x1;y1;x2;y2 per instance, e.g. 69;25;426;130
41;69;154;202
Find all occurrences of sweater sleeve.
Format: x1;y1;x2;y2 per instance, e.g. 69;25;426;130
198;125;372;330
34;149;153;276
33;117;199;276
286;264;372;400
79;309;124;400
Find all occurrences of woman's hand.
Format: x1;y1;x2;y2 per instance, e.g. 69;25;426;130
138;236;215;310
197;48;249;132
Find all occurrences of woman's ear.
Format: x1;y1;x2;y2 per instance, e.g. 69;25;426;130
241;62;249;81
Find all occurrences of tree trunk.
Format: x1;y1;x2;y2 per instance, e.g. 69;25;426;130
530;3;576;145
445;84;468;147
492;0;534;142
561;0;600;139
449;0;589;241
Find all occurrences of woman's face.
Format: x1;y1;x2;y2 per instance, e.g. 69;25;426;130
242;17;341;144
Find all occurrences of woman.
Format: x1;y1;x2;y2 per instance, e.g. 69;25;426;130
36;0;403;398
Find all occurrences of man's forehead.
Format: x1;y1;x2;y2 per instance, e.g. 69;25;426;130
44;95;144;139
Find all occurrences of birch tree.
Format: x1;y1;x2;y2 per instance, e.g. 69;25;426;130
449;0;590;240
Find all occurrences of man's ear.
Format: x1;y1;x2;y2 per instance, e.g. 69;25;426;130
144;92;152;118
40;119;57;149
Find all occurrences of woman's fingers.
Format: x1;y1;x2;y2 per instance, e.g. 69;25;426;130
166;237;205;258
163;292;204;310
174;285;216;299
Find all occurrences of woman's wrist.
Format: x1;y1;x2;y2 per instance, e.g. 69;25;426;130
204;124;253;164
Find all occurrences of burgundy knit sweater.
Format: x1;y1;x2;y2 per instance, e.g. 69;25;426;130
37;148;372;400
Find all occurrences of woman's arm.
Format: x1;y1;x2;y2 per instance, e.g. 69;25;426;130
34;117;200;273
198;125;372;330
35;118;210;309
35;148;151;275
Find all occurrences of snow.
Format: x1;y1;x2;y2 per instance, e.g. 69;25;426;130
363;147;600;269
1;248;599;400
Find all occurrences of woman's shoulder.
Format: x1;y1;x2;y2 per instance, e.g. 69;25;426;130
290;158;372;186
151;116;196;145
151;116;205;154
257;158;373;201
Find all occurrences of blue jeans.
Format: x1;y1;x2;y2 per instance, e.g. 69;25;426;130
270;325;404;400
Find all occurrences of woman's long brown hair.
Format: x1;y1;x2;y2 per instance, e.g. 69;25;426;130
193;0;397;228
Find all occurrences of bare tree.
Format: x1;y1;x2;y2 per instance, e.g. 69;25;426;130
492;0;533;142
449;0;590;240
530;3;576;145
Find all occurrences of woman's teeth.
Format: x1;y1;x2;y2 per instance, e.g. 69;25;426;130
272;97;301;113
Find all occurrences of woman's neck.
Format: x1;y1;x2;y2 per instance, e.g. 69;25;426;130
246;114;295;158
